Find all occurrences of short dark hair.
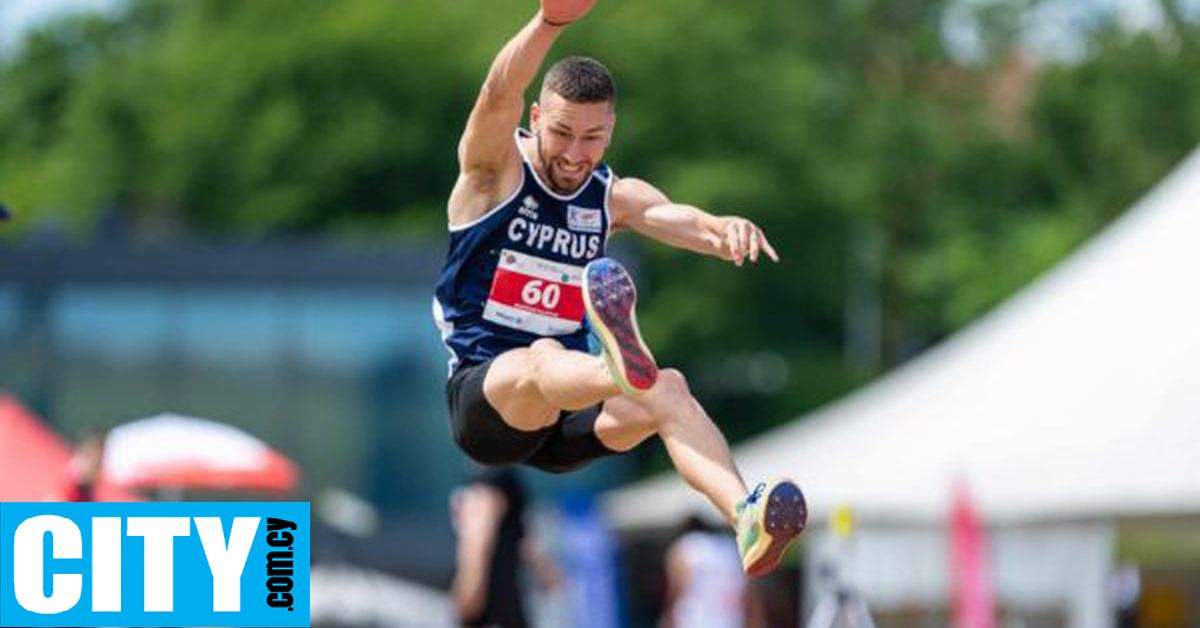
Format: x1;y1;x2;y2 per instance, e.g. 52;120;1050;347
541;56;616;105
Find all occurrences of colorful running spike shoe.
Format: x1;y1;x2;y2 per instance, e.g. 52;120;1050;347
735;479;808;577
583;258;659;395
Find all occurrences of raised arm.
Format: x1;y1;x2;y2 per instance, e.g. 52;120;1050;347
457;14;561;176
610;177;780;266
450;0;597;225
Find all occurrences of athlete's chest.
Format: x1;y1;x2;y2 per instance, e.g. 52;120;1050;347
480;192;607;336
495;191;606;262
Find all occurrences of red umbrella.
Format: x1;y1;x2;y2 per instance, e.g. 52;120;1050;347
104;414;298;493
0;394;138;502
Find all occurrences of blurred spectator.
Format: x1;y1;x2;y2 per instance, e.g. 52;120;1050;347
47;429;106;502
1110;563;1142;628
659;514;765;628
450;468;560;628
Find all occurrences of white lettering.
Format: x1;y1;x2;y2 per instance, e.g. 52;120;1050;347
508;217;528;242
507;217;604;261
525;223;542;247
536;225;555;248
195;517;260;612
521;279;546;306
92;518;122;612
542;283;561;309
127;517;191;612
14;516;82;614
552;229;572;256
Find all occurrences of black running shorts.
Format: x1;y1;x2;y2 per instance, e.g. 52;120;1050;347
445;358;619;473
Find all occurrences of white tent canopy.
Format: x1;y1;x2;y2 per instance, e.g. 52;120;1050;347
607;147;1200;528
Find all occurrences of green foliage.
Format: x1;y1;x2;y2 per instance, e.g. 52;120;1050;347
2;0;1198;439
0;0;491;235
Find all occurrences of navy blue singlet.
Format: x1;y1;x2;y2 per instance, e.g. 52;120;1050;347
433;129;613;374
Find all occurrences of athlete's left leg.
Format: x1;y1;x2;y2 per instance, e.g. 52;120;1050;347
581;257;806;576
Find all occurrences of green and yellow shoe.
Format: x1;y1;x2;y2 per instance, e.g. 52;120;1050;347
735;479;808;577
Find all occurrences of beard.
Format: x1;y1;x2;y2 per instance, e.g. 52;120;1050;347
536;131;592;195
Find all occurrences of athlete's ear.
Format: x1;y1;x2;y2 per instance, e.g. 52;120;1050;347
597;112;615;151
530;101;541;130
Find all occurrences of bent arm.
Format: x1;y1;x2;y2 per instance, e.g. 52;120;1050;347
610;177;779;264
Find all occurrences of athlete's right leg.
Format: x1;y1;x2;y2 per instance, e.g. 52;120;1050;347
482;338;622;431
592;376;749;526
591;382;807;577
580;257;806;576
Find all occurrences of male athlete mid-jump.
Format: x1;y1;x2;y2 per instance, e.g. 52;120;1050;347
433;0;806;576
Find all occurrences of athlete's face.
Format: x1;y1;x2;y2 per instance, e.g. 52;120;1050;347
531;92;615;195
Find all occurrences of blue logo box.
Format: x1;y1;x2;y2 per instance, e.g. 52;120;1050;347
0;502;309;627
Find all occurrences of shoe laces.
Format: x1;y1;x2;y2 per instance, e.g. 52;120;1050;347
746;482;767;505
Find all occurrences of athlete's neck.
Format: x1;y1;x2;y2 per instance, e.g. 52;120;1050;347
521;133;587;196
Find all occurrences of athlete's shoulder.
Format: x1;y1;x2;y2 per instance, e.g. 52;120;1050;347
609;176;670;226
612;176;671;203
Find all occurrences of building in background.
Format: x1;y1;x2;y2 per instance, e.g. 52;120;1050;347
0;238;634;585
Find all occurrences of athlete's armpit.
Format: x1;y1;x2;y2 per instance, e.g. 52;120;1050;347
447;164;523;229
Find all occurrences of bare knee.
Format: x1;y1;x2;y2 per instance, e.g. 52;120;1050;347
529;338;566;362
645;368;694;422
486;347;560;430
527;338;567;385
656;368;691;397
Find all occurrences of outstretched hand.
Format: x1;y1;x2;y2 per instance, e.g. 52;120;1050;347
541;0;597;26
716;216;780;266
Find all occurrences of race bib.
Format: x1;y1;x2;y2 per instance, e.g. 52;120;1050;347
483;249;585;336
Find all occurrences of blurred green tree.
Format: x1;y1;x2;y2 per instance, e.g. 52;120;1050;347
1;0;1198;455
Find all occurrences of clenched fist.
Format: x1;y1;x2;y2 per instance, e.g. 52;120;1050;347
541;0;597;25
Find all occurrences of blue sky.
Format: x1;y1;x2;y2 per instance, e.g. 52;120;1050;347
945;0;1198;61
0;0;126;51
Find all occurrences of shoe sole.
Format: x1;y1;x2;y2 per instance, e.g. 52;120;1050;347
744;480;808;577
583;259;658;395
